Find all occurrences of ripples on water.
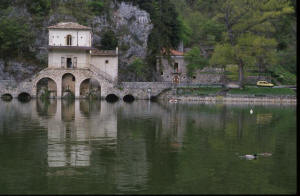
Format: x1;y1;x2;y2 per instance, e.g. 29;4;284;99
0;99;296;194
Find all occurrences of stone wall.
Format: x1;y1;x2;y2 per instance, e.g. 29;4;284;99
157;55;224;84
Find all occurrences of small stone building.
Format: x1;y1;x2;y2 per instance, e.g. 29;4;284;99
156;49;224;84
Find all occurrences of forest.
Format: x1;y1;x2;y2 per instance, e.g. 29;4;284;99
0;0;296;84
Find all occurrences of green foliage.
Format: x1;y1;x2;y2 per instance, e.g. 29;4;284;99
277;47;296;73
224;64;239;81
26;0;51;16
88;0;104;15
0;0;10;10
177;87;222;95
209;44;235;66
177;15;192;46
209;0;293;86
173;0;224;48
184;46;208;77
0;13;33;60
267;64;296;85
100;29;118;50
129;58;147;80
56;0;93;25
228;86;295;96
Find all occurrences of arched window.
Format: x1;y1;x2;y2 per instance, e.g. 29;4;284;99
66;35;72;46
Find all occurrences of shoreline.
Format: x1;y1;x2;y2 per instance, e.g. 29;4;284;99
159;94;297;104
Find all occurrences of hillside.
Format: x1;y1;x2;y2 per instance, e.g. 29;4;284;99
0;0;296;84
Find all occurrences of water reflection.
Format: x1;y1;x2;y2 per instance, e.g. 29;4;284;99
34;99;117;168
0;100;296;194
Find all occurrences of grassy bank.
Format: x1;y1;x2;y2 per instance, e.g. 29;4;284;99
228;86;295;96
177;87;223;95
176;86;296;96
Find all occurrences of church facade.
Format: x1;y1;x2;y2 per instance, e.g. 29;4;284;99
36;22;119;98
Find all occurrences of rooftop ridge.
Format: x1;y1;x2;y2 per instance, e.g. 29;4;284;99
48;22;91;30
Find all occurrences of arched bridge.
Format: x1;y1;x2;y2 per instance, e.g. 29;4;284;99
0;67;174;100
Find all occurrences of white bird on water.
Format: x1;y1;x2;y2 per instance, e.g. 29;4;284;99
240;154;258;160
250;109;253;114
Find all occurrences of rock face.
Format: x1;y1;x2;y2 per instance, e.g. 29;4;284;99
0;60;41;81
92;2;153;81
0;1;153;82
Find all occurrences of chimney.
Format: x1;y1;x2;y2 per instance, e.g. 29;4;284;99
178;40;184;52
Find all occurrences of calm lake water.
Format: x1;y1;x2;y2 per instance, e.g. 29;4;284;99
0;99;296;194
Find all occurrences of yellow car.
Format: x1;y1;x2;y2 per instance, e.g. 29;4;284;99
256;81;274;87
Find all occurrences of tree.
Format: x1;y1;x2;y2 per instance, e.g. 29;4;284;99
184;46;208;77
0;14;33;60
129;58;147;81
209;0;293;87
88;0;104;15
26;0;51;16
100;29;118;50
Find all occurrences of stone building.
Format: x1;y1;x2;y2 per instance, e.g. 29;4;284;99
37;22;119;98
156;49;224;84
157;49;187;84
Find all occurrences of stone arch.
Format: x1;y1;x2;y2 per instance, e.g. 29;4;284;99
79;78;101;99
1;93;13;101
105;94;119;103
36;77;57;99
62;73;76;98
18;92;31;102
123;94;135;103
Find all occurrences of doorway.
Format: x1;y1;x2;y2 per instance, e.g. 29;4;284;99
173;75;180;84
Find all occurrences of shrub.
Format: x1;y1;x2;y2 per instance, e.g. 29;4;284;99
184;46;208;77
0;15;33;59
100;29;118;50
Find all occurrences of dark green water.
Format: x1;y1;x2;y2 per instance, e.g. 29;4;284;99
0;99;296;194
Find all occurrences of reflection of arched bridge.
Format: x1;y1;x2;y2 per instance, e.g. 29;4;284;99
0;68;174;100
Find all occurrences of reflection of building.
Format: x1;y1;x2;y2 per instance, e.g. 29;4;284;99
33;100;118;168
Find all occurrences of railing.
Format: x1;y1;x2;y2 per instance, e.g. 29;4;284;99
89;64;114;82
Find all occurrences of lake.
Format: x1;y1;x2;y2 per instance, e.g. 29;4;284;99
0;99;296;194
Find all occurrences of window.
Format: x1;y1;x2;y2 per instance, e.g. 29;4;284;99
67;58;72;68
174;62;178;72
161;71;163;75
193;76;196;79
66;35;72;46
105;60;109;64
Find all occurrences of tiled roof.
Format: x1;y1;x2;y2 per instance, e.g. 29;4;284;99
91;49;117;56
162;48;184;56
48;22;91;30
170;49;184;56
